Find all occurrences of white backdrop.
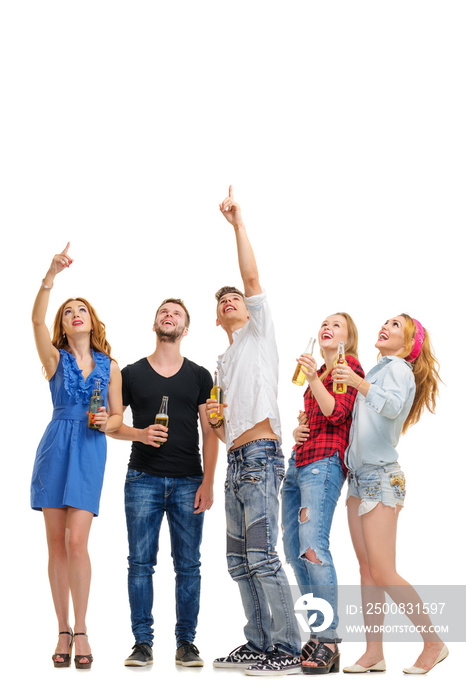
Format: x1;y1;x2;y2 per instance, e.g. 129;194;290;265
1;1;464;697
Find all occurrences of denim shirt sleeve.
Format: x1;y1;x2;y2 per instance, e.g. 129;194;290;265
365;359;415;419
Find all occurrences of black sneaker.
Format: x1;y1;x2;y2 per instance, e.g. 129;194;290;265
245;648;302;676
175;641;204;667
124;643;153;667
213;644;267;668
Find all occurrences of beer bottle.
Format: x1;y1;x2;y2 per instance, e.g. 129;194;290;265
210;370;224;424
292;337;316;386
155;396;169;445
333;341;347;394
88;377;104;429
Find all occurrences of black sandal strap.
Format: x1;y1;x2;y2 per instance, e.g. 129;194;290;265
301;638;317;661
313;643;339;667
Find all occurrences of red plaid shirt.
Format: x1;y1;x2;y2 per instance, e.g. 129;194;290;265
295;355;364;474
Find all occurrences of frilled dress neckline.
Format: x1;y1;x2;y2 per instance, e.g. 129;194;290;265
59;348;110;403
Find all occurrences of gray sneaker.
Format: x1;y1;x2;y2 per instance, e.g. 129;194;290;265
124;643;153;666
175;641;204;667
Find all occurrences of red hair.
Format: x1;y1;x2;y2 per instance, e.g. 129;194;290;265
51;297;114;360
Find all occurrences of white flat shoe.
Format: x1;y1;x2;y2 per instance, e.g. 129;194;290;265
403;645;448;675
343;659;386;673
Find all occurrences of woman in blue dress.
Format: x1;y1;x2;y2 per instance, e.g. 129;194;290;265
31;243;122;668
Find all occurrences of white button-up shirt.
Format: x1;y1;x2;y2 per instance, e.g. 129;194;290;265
217;291;282;451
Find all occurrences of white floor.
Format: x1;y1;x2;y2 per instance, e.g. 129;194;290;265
13;637;460;700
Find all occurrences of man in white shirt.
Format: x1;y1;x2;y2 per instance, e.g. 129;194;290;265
207;186;301;676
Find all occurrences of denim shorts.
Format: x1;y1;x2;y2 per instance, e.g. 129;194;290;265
346;464;406;516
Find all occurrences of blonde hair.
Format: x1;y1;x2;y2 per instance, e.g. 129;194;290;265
51;297;114;360
399;313;441;433
318;312;359;384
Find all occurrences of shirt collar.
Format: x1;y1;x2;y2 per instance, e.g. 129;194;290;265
377;355;413;370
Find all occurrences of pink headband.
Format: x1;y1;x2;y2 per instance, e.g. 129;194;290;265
405;318;425;362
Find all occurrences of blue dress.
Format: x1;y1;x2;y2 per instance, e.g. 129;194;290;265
31;349;111;516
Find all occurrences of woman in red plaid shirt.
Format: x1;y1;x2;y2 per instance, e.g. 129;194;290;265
282;313;364;675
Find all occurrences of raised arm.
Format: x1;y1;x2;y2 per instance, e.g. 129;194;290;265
219;185;261;297
32;243;73;379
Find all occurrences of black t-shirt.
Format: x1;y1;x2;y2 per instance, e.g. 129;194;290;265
121;357;212;477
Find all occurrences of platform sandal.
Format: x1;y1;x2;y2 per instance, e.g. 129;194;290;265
301;638;317;662
302;642;340;675
74;632;93;669
52;630;74;668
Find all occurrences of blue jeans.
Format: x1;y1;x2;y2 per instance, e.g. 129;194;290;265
225;440;301;655
281;451;345;643
124;470;204;646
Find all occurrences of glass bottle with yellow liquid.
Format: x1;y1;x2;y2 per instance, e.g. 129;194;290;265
88;377;104;429
292;337;316;386
155;396;169;445
209;370;224;425
333;341;347;394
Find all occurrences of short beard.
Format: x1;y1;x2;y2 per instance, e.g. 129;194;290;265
155;325;185;344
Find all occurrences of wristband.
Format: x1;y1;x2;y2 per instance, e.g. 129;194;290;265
41;279;53;290
208;420;223;429
356;378;364;391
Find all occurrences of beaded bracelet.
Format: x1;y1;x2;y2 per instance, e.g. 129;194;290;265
208;420;223;429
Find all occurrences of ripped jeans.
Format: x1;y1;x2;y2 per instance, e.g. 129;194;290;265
281;451;345;643
225;440;301;655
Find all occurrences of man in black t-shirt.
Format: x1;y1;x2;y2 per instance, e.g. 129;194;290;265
109;298;218;668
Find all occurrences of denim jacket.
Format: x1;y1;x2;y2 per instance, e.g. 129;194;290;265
345;356;415;471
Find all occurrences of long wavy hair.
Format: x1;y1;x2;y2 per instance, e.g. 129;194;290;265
51;297;114;360
398;313;441;433
317;311;359;384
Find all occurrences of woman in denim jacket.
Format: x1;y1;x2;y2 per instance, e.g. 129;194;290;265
336;314;447;675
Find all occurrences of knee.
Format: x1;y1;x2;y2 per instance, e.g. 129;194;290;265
299;509;321;563
367;564;392;587
299;507;309;524
303;547;322;565
66;534;89;560
47;532;67;558
128;557;155;577
358;559;372;583
227;532;247;581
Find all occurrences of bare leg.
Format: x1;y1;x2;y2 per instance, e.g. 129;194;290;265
43;508;72;660
346;496;385;667
360;502;444;670
66;507;94;663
